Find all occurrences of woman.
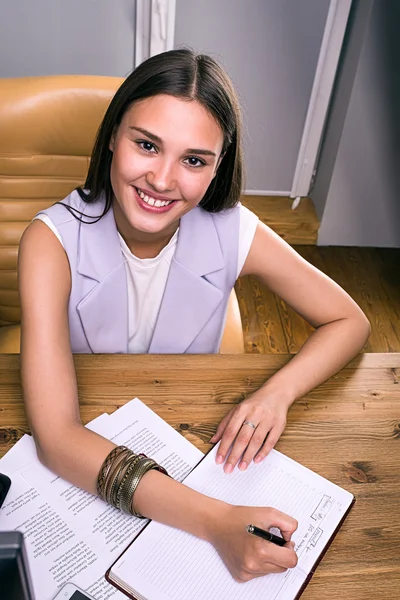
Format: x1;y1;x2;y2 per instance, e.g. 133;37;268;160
18;49;370;582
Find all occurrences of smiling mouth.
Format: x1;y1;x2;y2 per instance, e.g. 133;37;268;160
135;187;175;208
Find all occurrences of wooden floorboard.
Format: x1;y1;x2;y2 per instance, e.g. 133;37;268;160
236;197;400;354
235;275;288;354
236;246;400;354
241;195;319;244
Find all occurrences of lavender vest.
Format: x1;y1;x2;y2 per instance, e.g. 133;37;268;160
38;191;240;354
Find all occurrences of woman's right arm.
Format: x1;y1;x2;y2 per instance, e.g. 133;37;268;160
18;220;298;582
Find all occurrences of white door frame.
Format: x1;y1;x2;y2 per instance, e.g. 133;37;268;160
135;0;176;67
290;0;352;199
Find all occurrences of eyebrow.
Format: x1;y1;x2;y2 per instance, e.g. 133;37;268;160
128;126;217;157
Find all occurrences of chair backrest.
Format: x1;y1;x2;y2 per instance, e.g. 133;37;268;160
0;75;122;327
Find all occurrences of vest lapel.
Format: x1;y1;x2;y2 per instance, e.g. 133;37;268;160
149;208;225;354
76;201;128;353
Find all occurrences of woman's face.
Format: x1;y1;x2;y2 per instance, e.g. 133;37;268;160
109;94;224;238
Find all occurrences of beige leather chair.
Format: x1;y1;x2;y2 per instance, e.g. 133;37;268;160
0;75;244;354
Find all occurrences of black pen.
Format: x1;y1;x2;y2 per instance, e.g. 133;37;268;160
246;524;286;547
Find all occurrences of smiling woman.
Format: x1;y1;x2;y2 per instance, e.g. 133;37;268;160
17;48;370;585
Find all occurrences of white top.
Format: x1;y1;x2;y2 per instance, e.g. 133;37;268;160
34;204;258;353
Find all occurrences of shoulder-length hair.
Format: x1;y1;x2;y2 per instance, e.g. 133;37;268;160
77;48;243;215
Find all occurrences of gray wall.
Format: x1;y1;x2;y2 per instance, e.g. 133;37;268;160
174;0;330;192
312;0;400;247
0;0;136;77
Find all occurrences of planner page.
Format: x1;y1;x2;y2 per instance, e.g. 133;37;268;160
110;446;353;600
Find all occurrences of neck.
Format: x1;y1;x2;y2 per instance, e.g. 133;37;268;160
112;201;178;259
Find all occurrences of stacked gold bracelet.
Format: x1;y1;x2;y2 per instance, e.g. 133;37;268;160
97;446;168;517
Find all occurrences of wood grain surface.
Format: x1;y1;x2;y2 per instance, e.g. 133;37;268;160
0;353;399;599
241;196;319;244
235;246;400;354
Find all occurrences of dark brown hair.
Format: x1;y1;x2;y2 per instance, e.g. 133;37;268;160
75;48;243;217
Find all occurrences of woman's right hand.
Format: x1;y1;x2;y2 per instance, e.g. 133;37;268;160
208;504;298;583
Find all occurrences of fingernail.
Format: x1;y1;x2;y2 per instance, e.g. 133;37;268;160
224;463;233;474
210;436;216;442
239;461;247;470
254;455;262;464
216;454;224;464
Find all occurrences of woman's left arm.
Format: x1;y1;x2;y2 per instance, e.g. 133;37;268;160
212;221;371;472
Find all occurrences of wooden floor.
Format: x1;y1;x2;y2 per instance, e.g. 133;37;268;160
236;197;400;354
242;195;319;245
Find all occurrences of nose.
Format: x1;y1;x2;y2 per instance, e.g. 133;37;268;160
146;157;177;193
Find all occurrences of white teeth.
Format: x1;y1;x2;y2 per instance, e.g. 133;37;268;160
136;187;172;207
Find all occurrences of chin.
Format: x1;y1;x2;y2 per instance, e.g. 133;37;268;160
126;214;176;235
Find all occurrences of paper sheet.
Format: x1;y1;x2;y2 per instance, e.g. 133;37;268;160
0;399;203;600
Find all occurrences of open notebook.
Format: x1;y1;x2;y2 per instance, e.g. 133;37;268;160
106;445;354;600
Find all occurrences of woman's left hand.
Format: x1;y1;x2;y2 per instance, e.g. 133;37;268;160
210;389;292;473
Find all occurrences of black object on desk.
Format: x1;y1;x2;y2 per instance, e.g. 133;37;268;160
0;472;11;508
0;531;35;599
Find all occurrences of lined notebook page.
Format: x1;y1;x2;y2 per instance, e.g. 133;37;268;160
111;447;353;600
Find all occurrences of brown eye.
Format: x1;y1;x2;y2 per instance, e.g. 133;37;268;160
137;140;157;153
184;156;205;167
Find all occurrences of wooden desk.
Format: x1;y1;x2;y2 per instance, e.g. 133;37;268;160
0;353;399;599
